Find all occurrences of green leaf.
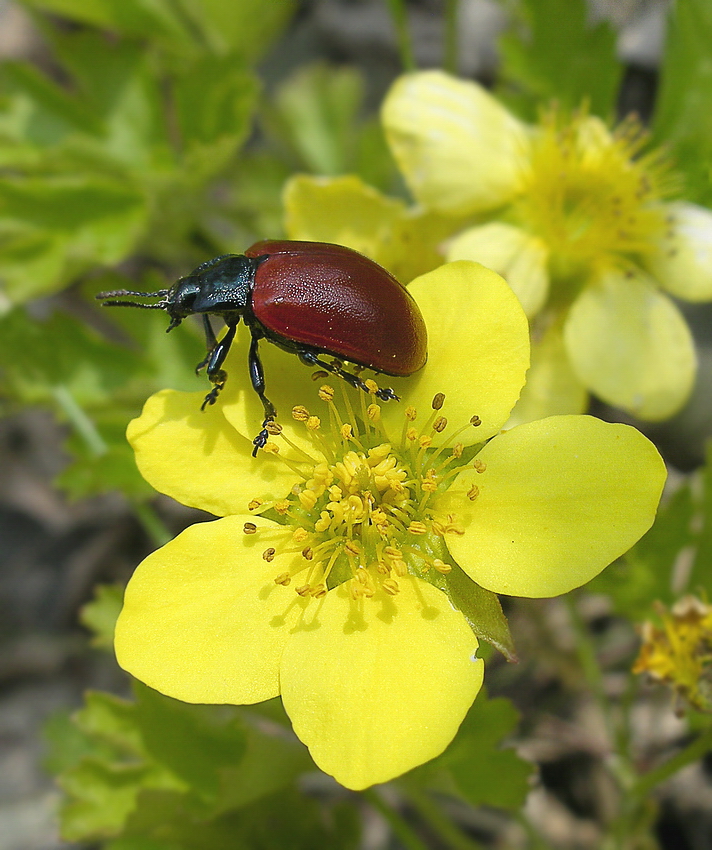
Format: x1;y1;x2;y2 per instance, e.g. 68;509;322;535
407;691;533;811
75;692;145;757
43;710;113;775
58;758;179;842
444;564;516;662
133;684;248;801
688;443;712;596
498;0;622;120
80;585;125;650
652;0;712;205
173;56;258;147
176;0;296;62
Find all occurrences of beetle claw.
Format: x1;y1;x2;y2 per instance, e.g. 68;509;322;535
375;387;399;402
251;418;274;457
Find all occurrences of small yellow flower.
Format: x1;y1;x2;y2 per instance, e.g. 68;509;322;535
115;262;665;789
382;70;712;422
634;596;712;712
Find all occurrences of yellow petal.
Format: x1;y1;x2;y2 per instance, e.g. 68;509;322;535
439;416;666;598
646;202;712;301
563;269;696;420
115;516;308;704
280;577;483;789
506;322;588;427
446;222;550;318
284;173;456;284
127;389;297;515
383;261;530;443
382;70;529;215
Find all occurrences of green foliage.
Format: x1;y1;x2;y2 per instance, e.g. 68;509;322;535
653;0;712;206
80;584;126;650
0;0;294;305
405;690;533;811
498;0;622;120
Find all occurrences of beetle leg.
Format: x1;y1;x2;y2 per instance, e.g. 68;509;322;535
200;322;237;410
297;349;400;403
195;315;219;375
248;331;278;456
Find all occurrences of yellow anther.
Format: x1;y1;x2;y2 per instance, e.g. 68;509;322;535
262;547;276;562
311;584;327;598
433;559;452;574
248;498;263;511
295;584;312;597
384;545;402;559
406;427;418;442
243;522;257;535
292;527;309;543
306;416;321;431
314;511;332;532
328;485;343;501
376;561;390;574
263;442;280;454
364;378;379;394
367;403;381;421
392;559;408;576
274;500;291;515
265;420;282;435
318;384;335;402
432;392;446;410
405;406;417;421
341;423;353;440
473;459;487;473
407;521;428;535
274;572;291;586
356;568;369;585
382;579;400;596
302;546;314;560
292;405;310;421
467;484;480;501
344;539;361;556
433;416;447;433
422;479;438;493
298;489;318;510
470;415;482;427
419;436;432;449
452;443;464;458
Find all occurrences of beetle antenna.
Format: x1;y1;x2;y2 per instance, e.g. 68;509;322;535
95;289;169;299
98;299;168;309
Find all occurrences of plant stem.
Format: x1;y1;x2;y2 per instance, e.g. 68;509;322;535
362;788;429;850
631;725;712;801
407;787;484;850
443;0;460;74
385;0;416;71
131;499;173;548
52;385;107;458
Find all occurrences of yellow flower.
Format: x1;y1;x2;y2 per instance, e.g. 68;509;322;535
382;70;712;422
115;262;665;790
634;596;712;712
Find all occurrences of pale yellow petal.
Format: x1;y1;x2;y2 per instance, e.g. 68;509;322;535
563;269;696;420
280;577;483;789
127;389;297;516
446;222;550;318
382;70;529;215
506;322;588;427
646;201;712;301
439;416;666;597
115;516;308;704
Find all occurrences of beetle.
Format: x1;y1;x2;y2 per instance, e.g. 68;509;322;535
97;240;428;455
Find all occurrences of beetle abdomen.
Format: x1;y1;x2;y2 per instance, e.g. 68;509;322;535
247;241;427;377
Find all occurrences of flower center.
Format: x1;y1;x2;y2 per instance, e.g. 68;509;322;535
245;384;485;600
513;111;672;285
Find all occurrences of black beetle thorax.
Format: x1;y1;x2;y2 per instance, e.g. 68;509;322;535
169;254;258;318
